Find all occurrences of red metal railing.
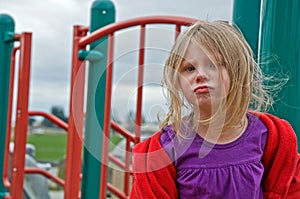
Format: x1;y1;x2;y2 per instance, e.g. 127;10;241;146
76;15;198;199
3;15;198;199
3;44;19;191
7;32;32;199
63;25;88;199
3;33;69;199
28;111;68;131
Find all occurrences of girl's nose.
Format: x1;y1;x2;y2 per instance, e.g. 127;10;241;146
195;68;208;82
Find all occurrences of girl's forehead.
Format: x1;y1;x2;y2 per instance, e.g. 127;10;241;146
183;41;213;63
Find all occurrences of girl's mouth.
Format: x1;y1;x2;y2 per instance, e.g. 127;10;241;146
194;86;210;93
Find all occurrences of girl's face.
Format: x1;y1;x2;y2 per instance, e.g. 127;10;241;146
178;41;230;113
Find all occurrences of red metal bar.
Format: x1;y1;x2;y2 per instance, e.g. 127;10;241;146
13;34;21;41
10;32;32;199
109;154;133;174
109;154;126;170
107;183;127;199
110;120;137;197
78;26;89;36
3;46;20;189
110;121;135;143
175;24;181;39
28;111;68;131
24;167;65;187
123;139;132;195
99;33;114;199
64;25;87;199
134;25;146;143
79;15;198;47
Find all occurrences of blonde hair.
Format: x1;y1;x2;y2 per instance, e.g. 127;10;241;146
161;21;273;133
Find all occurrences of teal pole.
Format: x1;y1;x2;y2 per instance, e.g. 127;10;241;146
81;1;115;198
232;0;261;58
260;0;300;150
0;14;14;199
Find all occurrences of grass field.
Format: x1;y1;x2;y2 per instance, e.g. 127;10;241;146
27;132;67;162
26;132;124;162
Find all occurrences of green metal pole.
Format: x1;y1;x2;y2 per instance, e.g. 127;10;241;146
232;0;261;58
0;14;14;199
81;1;115;198
260;0;300;151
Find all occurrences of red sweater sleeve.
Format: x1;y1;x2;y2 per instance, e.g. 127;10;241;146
129;132;178;199
254;113;300;198
286;154;300;198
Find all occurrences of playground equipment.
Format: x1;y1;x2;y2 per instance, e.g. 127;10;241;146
233;0;300;137
0;0;299;198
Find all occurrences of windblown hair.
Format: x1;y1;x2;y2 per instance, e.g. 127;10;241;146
161;21;273;133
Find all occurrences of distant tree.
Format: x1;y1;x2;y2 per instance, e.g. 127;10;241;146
51;105;68;123
41;117;53;128
41;105;68;128
28;117;36;127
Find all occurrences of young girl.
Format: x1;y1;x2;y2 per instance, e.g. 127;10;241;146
129;21;300;198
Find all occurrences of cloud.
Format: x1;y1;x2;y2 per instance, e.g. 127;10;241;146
111;83;167;124
112;25;175;86
29;80;70;114
114;0;233;21
0;0;93;117
1;0;233;121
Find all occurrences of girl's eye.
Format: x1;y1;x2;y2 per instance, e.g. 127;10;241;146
209;64;216;69
185;65;195;72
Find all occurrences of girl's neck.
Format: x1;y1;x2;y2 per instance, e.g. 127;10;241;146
193;113;248;144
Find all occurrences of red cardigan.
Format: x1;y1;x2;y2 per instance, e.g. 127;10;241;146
130;113;300;198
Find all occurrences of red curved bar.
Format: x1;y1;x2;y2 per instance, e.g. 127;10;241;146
109;154;126;170
28;111;68;131
110;121;135;142
107;183;127;199
24;167;65;187
79;15;199;47
3;46;20;189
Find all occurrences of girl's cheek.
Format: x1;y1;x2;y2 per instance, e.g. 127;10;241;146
221;70;230;95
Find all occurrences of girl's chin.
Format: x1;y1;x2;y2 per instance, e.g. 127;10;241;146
192;100;222;111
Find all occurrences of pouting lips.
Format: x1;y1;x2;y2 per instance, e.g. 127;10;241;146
194;85;211;93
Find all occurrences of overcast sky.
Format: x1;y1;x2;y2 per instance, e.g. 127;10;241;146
1;0;233;123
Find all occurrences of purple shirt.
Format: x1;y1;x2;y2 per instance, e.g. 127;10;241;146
160;113;268;199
